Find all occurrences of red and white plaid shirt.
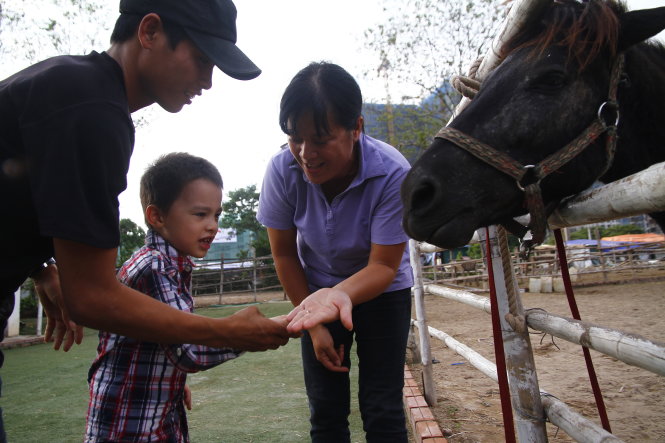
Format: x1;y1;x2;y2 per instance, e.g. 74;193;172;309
85;230;242;442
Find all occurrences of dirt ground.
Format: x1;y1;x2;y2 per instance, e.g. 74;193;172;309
410;274;665;442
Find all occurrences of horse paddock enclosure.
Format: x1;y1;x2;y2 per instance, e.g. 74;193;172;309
409;277;665;442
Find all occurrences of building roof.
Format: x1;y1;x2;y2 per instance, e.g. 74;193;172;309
601;233;665;243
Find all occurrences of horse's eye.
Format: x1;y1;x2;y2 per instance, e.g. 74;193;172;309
532;71;567;92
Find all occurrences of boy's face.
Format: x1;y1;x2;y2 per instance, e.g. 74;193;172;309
138;20;215;113
154;178;222;258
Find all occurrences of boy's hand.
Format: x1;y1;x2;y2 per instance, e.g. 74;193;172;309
183;384;192;410
270;315;302;338
32;263;84;351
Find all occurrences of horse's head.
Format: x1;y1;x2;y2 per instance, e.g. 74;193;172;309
401;0;665;249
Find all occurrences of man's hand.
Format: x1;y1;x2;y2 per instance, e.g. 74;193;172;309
286;288;353;333
309;325;348;373
219;306;292;351
32;263;84;351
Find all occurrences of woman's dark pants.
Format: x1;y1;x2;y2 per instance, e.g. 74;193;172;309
301;288;412;443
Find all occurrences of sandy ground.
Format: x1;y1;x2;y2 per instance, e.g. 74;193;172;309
409;274;665;442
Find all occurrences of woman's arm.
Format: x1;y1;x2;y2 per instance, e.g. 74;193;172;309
266;227;311;306
335;242;406;305
267;227;348;372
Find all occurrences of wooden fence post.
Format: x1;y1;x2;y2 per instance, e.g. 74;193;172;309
409;239;437;406
479;226;547;441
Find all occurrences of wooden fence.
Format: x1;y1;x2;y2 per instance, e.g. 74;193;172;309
411;228;665;442
421;242;665;292
191;254;282;300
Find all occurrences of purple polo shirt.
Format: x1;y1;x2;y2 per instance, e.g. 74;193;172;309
257;133;413;292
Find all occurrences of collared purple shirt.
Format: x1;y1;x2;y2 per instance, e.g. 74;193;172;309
257;133;413;292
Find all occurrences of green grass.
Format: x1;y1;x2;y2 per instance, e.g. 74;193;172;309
2;302;366;442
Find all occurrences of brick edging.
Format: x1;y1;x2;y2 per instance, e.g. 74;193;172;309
404;365;447;443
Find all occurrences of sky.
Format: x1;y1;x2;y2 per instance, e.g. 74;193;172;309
121;1;390;227
3;0;664;227
120;0;665;227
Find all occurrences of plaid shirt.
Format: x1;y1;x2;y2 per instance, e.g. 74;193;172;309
85;230;242;442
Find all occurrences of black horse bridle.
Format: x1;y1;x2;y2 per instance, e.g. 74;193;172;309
435;54;625;252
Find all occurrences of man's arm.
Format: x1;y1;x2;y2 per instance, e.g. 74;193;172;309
32;262;83;351
53;238;291;350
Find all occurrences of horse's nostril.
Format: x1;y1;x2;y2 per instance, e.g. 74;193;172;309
410;180;437;214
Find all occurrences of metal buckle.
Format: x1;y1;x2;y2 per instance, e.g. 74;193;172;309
598;101;620;128
516;165;537;192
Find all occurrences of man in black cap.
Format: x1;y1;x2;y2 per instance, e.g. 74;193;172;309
0;2;291;439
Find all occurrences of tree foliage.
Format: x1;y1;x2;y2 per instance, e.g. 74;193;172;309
117;218;146;266
0;0;113;66
362;0;507;159
0;1;152;126
569;224;644;240
220;185;271;257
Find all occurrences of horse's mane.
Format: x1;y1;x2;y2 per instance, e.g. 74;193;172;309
500;0;626;70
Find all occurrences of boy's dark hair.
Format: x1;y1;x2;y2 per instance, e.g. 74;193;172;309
140;152;223;227
279;61;363;137
110;13;187;49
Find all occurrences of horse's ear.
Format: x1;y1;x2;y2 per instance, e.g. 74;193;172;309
618;7;665;51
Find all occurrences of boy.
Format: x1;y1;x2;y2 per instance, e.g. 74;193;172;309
86;152;243;442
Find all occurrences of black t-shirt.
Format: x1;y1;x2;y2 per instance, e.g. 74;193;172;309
0;51;135;297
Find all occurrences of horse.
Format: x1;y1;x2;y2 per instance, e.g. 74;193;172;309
401;0;665;250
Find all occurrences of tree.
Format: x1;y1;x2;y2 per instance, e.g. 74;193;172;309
117;218;145;266
602;224;644;238
220;185;271;257
362;0;507;160
0;0;112;66
568;223;644;241
0;1;153;126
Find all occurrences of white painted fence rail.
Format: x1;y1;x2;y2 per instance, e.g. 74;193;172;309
549;161;665;229
418;320;625;443
525;310;665;376
540;395;623;443
425;284;665;376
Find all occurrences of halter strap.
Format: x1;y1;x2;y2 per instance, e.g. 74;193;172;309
435;54;624;251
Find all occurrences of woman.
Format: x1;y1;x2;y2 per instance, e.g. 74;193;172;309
257;62;413;442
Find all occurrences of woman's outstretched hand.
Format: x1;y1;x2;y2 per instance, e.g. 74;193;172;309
286;288;353;333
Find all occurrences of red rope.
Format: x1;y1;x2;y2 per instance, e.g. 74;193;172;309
485;228;517;443
554;229;612;432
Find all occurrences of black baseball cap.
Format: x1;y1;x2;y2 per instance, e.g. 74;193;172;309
119;0;261;80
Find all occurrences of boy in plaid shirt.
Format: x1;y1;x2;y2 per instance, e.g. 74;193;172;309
86;153;247;442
